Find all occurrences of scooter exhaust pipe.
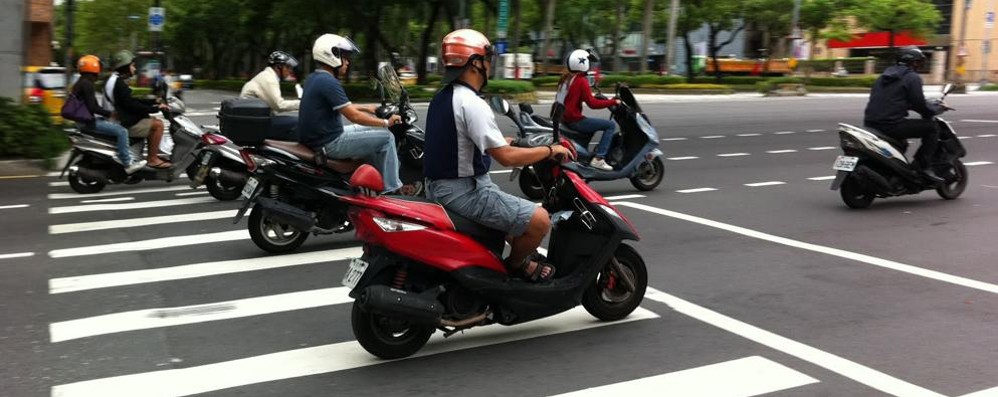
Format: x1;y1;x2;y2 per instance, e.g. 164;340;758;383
209;167;248;186
254;197;316;232
358;285;444;325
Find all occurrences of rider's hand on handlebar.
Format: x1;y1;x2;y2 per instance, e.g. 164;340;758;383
386;114;403;127
549;144;575;161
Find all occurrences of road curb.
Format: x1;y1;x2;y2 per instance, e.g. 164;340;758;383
0;151;71;176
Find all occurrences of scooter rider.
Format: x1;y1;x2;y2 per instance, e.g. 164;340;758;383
241;51;300;141
423;29;574;282
864;46;946;182
72;55;147;173
297;33;403;193
557;48;621;171
105;50;172;169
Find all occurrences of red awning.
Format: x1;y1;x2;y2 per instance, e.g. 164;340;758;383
827;31;927;49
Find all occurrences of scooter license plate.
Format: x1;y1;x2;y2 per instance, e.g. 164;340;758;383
832;156;858;172
241;177;259;199
341;258;369;289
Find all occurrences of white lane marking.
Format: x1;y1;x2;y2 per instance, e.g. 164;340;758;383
773;131;796;135
717;153;750;157
977;134;997;138
964;161;994;166
0;252;35;260
613;202;998;295
766;150;798;154
701;135;725;139
643;288;944;397
960;386;998;397
50;288;353;342
175;191;207;197
745;181;786;187
737;133;762;137
49;182;69;187
959;136;974;140
807;129;826;132
49;185;201;200
808;147;837;151
49;210;238;235
80;197;134;204
0;204;29;210
49;230;248;258
49;247;361;293
49;197;217;214
602;194;646;200
961;120;998;123
807;176;837;181
50;307;659;397
550;356;818;397
46;172;61;177
667;156;699;161
661;137;688;141
676;188;717;193
489;169;513;174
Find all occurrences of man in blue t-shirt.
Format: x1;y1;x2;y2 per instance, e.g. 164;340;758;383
298;34;403;192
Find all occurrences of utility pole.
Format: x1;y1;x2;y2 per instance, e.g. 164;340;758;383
665;0;680;75
65;0;75;84
639;0;653;74
154;0;161;54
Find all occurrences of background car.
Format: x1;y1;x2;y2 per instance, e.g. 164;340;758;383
21;65;67;123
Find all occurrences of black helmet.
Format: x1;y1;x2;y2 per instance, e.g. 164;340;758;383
897;46;926;66
267;51;299;68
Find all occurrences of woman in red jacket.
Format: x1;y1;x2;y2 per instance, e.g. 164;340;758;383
556;49;620;171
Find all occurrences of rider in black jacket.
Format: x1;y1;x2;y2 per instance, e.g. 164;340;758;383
864;46;945;182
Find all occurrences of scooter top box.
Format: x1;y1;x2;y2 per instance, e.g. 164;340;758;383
219;98;271;145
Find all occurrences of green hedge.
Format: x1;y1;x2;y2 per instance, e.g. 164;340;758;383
0;98;69;160
482;80;535;94
979;84;998;91
755;76;876;92
799;57;871;74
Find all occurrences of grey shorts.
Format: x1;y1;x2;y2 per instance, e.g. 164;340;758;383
426;174;536;237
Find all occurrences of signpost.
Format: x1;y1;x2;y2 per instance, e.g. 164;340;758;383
148;7;165;32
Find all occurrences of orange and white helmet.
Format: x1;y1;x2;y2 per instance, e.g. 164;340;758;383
78;55;101;75
441;29;494;84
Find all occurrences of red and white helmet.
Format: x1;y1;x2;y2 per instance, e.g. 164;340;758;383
441;29;494;84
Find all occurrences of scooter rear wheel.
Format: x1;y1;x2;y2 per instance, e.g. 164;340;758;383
936;160;968;200
839;178;874;209
351;300;434;359
247;204;309;253
582;244;648;321
206;175;242;201
68;171;106;194
629;157;664;191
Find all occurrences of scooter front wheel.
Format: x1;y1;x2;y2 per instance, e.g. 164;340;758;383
351;300;434;359
582;244;648;321
936;160;968;200
247;204;309;253
629;157;664;191
518;167;546;200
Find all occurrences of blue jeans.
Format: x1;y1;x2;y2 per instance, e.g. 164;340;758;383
321;124;402;193
85;119;132;163
567;117;617;158
269;114;298;141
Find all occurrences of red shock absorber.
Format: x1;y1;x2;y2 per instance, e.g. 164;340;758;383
392;267;408;289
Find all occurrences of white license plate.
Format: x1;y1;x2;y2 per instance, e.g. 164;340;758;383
341;258;369;289
832;156;858;171
241;177;259;198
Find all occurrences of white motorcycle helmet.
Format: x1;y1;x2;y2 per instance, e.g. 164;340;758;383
567;49;593;72
312;34;361;69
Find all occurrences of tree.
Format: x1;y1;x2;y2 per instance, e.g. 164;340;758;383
702;1;747;81
799;0;855;60
540;0;557;69
850;0;941;49
639;0;654;73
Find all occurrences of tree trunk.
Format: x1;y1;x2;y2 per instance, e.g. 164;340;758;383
540;0;557;74
682;31;695;82
612;0;624;72
511;0;522;78
640;0;654;74
418;1;442;85
709;27;721;81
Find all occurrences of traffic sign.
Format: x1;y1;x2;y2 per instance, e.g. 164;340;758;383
149;7;165;32
495;40;508;55
497;0;509;39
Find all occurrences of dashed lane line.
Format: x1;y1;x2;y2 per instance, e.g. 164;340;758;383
737;133;762;137
676;188;718;193
661;137;688;141
965;161;994;166
807;129;826;132
80;197;134;204
978;134;997;138
701;135;725;139
807;176;836;181
766;150;798;154
744;181;786;187
808;147;837;151
961;120;998;124
717;153;751;157
0;204;30;210
667;156;699;161
773;131;796;135
0;252;35;260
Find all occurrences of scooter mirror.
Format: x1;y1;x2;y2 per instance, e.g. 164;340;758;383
942;83;954;96
295;84;303;99
487;96;510;115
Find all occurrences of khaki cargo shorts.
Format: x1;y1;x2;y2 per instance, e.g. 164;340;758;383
127;118;154;138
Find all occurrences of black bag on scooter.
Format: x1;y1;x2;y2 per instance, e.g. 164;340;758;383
219;98;272;145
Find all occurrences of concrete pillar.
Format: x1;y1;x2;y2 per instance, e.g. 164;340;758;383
931;49;947;84
0;0;25;101
864;57;876;75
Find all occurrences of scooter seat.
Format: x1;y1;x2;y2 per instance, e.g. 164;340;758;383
262;139;363;174
862;126;909;152
388;195;506;255
78;129;143;146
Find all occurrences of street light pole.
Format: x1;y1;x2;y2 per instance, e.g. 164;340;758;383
665;0;680;75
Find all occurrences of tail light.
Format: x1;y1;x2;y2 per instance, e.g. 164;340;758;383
240;148;258;172
28;88;44;104
201;133;229;146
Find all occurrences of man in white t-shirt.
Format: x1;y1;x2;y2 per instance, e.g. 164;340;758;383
241;51;300;141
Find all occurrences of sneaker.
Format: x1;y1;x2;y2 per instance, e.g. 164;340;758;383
590;158;613;171
124;160;148;174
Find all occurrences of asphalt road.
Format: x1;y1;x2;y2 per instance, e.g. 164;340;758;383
1;89;997;397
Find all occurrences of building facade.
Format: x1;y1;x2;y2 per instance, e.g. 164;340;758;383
0;0;26;100
951;0;997;82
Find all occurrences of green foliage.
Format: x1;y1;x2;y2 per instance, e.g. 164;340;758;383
482;80;536;94
690;76;769;85
755;76;876;92
73;0;152;58
980;84;998;92
0;98;70;160
850;0;942;46
643;84;730;90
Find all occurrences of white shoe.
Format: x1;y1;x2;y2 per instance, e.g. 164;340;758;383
590;158;613;171
124;160;147;174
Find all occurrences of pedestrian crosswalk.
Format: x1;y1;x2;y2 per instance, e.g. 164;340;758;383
40;178;827;397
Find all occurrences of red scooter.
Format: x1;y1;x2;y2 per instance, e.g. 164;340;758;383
337;99;648;359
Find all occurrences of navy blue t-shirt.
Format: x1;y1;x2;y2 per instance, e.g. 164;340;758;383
297;70;351;148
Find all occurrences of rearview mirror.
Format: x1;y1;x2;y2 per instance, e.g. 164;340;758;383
487;96;511;115
942;83;954;95
295;84;303;99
